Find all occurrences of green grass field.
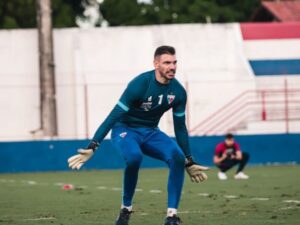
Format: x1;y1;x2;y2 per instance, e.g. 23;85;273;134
0;165;299;225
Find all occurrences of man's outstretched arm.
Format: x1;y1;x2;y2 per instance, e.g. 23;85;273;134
68;103;127;170
68;76;146;170
92;102;128;144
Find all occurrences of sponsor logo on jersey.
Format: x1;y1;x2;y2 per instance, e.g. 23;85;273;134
140;96;153;111
141;102;152;111
119;132;127;138
167;95;175;104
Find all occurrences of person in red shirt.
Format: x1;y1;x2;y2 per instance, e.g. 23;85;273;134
214;133;250;180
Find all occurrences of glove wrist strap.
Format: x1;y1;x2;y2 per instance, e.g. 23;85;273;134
185;156;194;167
87;140;99;152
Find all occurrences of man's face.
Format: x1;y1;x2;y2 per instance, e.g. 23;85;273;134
225;138;234;146
154;54;177;81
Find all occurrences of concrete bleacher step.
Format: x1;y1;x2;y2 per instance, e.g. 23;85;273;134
236;120;300;135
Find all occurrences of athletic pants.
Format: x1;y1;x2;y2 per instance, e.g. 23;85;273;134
217;152;250;173
111;126;185;209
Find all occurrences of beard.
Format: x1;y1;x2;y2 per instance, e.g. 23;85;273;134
160;69;176;80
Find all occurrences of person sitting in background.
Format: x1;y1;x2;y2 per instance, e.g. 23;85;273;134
214;133;250;180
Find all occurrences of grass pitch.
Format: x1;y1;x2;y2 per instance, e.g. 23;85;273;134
0;165;299;225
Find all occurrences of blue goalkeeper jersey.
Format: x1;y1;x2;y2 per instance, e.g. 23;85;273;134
117;70;186;127
92;70;191;156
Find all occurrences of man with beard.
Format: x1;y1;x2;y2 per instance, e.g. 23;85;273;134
68;46;208;225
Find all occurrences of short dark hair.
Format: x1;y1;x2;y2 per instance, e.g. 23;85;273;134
225;133;234;139
154;45;175;58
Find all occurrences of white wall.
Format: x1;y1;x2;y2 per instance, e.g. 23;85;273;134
0;24;255;141
0;30;40;140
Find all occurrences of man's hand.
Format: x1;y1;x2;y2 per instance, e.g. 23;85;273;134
230;154;236;159
185;157;209;183
214;153;227;165
68;149;94;170
235;151;242;160
221;152;228;161
67;141;99;170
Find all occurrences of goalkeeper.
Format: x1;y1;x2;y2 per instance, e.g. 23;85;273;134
68;46;208;225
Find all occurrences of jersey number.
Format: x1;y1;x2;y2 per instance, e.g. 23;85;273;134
158;95;163;105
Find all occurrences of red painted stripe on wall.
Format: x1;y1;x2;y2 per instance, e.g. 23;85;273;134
240;22;300;40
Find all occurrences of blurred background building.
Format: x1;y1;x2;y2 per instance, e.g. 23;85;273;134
0;0;299;141
0;0;299;172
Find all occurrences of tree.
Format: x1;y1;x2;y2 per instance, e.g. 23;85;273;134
0;0;36;29
0;0;84;29
100;0;142;26
100;0;261;26
0;0;261;29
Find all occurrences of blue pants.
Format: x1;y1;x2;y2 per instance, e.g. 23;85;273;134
111;126;185;209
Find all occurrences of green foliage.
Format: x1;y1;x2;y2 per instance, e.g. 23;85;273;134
101;0;261;26
0;0;83;29
2;16;19;29
0;0;36;29
0;0;261;29
52;0;83;28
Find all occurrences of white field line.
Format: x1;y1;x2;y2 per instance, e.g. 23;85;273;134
111;187;122;191
224;195;238;199
0;179;15;182
15;180;49;186
197;193;209;197
9;179;297;208
96;186;108;190
150;189;162;193
178;210;211;214
278;206;300;211
19;180;37;185
178;210;196;214
135;188;143;192
24;217;56;221
0;179;15;183
27;181;37;185
140;213;149;216
283;200;300;204
251;197;270;201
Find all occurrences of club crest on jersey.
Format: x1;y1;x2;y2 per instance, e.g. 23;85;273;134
119;132;127;138
167;95;175;104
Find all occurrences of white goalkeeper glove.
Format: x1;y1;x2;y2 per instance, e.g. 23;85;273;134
67;141;99;170
185;157;208;183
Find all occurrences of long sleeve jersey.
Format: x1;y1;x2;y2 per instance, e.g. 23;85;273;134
92;70;191;157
